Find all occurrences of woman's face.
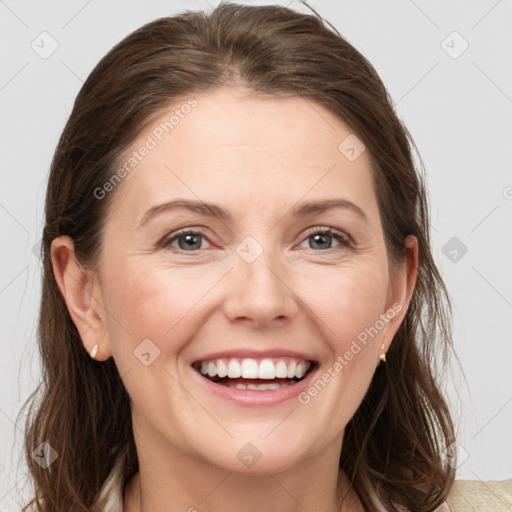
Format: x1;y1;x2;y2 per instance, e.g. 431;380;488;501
56;86;417;475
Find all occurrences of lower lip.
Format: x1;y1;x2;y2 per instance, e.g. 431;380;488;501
191;365;317;407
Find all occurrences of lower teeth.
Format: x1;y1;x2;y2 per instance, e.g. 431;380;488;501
222;381;296;390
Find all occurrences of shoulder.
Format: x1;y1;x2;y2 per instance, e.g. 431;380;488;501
442;479;512;512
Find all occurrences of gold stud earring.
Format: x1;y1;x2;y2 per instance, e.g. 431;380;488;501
379;343;386;363
89;344;99;359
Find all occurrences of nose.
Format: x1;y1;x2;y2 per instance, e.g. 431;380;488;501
222;248;298;328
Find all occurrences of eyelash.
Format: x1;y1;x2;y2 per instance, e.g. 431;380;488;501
160;227;352;253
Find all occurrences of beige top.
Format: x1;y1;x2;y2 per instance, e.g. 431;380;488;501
92;455;512;511
445;479;512;511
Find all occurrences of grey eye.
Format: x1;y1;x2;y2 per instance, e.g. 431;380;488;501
164;231;210;251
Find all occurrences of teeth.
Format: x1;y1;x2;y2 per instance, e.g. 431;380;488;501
197;357;311;381
258;359;275;379
296;362;308;379
241;358;259;378
228;381;293;390
275;360;288;378
287;360;296;379
208;362;217;377
227;359;242;378
217;359;228;378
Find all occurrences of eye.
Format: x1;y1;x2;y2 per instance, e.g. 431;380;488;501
298;227;351;251
161;227;351;253
161;229;211;251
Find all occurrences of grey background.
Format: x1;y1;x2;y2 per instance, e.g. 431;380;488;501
1;0;511;508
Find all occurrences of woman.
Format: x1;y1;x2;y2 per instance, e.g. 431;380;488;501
21;2;496;511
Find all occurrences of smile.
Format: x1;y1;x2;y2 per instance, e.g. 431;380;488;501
192;357;314;391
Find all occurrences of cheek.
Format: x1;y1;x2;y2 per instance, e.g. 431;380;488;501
299;269;387;430
102;262;216;361
303;263;388;350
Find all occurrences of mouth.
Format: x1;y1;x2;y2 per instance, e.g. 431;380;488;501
192;356;316;391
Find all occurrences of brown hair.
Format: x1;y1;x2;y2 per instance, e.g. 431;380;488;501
21;2;456;510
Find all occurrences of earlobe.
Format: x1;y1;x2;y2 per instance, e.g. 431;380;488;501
50;236;111;361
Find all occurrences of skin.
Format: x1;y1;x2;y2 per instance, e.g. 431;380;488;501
51;86;418;511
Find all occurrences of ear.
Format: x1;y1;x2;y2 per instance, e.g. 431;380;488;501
380;234;419;356
50;236;112;361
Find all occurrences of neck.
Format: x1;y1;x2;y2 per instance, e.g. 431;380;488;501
123;428;363;512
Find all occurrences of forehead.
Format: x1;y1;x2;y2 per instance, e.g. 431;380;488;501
108;86;379;225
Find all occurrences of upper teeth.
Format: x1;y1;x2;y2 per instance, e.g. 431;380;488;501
197;358;311;380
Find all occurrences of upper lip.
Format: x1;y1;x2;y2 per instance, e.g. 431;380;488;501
192;348;316;365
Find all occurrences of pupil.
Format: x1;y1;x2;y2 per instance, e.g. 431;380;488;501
311;233;330;250
180;234;201;250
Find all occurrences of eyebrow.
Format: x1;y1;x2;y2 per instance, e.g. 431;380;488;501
138;198;368;228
